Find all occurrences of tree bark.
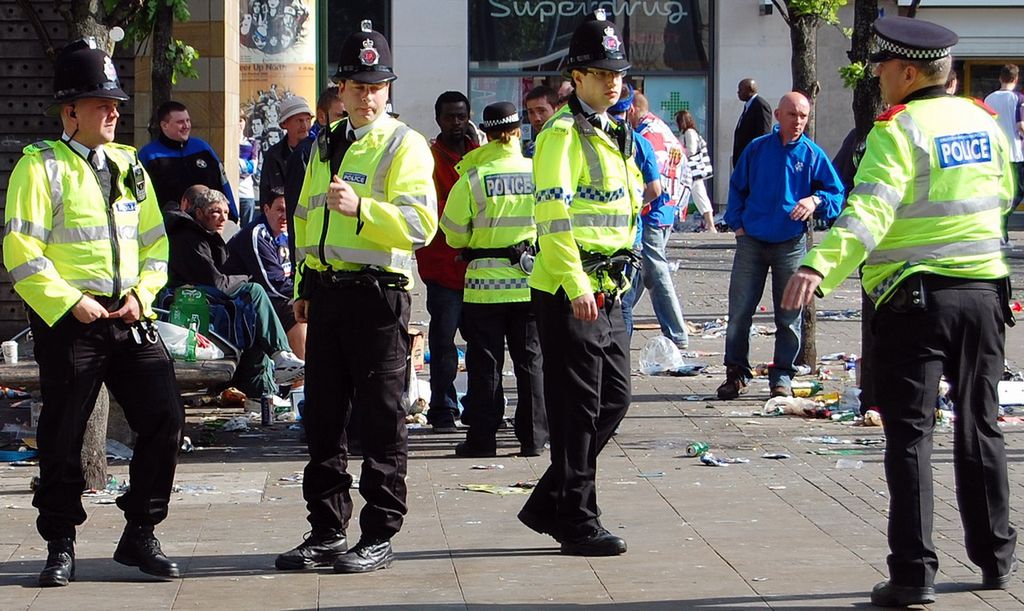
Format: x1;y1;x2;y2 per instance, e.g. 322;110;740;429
80;386;109;490
149;0;175;139
787;6;819;367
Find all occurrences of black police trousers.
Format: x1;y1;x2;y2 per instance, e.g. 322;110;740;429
873;276;1016;586
460;301;548;451
301;284;410;540
29;310;183;541
520;288;630;539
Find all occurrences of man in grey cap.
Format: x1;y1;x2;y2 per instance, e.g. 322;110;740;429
259;95;313;206
782;16;1017;606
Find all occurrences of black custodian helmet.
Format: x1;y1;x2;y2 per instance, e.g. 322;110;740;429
564;8;630;75
333;20;396;84
47;38;129;116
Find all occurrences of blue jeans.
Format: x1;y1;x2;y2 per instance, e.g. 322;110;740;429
630;224;688;347
239;197;256;226
424;281;463;424
620;261;640;337
724;233;806;388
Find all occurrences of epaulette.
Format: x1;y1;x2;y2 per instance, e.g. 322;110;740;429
875;105;907;122
24;140;53;155
970;97;999;116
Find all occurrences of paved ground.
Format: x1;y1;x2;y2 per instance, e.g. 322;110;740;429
2;231;1024;610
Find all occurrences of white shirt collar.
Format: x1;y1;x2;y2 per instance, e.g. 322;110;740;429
62;133;106;169
743;93;758;112
346;114;386;141
577;98;609;129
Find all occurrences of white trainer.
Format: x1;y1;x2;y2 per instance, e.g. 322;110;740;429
272;350;305;385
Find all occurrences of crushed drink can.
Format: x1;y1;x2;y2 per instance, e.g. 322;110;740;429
686;441;709;457
261;395;273;426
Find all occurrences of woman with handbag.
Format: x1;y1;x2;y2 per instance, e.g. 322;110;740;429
675;110;716;233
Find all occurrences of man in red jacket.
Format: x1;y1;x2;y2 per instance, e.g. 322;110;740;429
418;91;478;432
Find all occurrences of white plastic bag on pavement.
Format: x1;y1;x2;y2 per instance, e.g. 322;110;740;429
639;336;684;375
155;320;225;360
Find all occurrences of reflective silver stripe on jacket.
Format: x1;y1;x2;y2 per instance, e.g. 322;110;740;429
40;147;64;222
8;256;54;282
306;193;327;212
572;213;631;227
832;214;878;252
895;112;932;205
318;245;413;271
371;125;411;200
850;181;902;210
897;195;1006;220
68;276;139;294
467;258;517;270
537;219;572;236
440;215;470;235
3;218;51;243
866;238;1003;265
49;224;138;244
138;224;166;248
141;258;168;274
465;277;530;290
570;117;607;185
467;169;534;229
394;196;430;247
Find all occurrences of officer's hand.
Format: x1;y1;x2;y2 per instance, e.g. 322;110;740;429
571;293;599;322
327;176;360;217
71;295;109;324
108;292;142;323
293;299;309;323
781;266;823;310
790;196;817;222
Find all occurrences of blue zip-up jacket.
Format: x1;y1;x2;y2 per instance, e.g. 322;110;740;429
632;130;659;247
139;134;237;218
725;125;844;243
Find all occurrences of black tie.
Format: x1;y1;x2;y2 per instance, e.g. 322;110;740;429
89;150;113;205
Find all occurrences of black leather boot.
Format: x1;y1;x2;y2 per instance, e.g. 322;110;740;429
275;529;348;570
39;538;75;587
332;538;395;573
113;523;180;578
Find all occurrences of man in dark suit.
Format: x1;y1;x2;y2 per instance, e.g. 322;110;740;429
732;78;773;167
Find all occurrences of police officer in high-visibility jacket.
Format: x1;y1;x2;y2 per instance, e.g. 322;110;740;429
440;101;548;459
2;39;183;587
782;17;1017;607
275;21;436;574
517;10;642;557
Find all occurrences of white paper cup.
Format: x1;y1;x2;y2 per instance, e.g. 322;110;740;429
1;341;17;364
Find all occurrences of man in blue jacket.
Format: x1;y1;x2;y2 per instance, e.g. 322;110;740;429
717;92;844;399
140;100;238;219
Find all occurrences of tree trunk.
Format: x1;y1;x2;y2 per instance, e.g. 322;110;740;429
62;0;113;52
851;0;883;410
80;386;109;490
149;0;175;139
788;7;819;367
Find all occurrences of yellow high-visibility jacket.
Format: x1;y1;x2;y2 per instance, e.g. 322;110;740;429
293;116;436;296
803;94;1013;304
3;139;167;326
441;138;535;304
528;106;642;300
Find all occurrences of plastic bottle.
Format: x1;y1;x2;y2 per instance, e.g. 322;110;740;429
835;458;864;469
185;321;198;362
791;380;823;398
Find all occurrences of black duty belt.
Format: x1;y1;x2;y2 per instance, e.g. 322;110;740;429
90;295;126;311
461;241;534;264
309;268;409;291
579;249;639;275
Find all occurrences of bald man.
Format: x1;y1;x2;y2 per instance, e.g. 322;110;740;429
717;92;844;400
733;78;773;167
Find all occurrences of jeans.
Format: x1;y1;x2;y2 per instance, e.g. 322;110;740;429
620;261;641;337
424;281;463;424
239;197;256;226
630;224;688;347
724;233;806;388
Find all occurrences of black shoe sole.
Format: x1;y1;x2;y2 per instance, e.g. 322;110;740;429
275;548;348;570
454;446;497;458
113;550;180;579
38;570;74;587
559;541;627;556
332;554;394;574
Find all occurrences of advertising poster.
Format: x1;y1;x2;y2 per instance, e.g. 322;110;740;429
240;0;317;157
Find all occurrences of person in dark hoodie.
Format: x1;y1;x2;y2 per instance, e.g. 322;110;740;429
164;187;304;397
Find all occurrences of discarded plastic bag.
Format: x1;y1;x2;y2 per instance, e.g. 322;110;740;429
155;320;224;361
762;396;818;416
639;336;684;375
105;439;134;460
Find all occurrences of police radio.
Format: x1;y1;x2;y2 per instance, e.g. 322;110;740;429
130;163;148;202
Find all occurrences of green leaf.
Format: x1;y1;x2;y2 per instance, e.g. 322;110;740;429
838;61;867;89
